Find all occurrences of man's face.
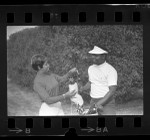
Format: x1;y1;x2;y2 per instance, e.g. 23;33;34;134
90;54;106;64
91;54;102;62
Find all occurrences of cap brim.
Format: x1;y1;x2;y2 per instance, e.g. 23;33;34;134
88;51;108;54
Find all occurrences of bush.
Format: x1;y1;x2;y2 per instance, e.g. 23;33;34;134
7;25;143;103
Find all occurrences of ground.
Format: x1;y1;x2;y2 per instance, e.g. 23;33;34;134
7;81;143;116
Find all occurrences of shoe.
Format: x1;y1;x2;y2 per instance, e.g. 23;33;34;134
76;105;85;115
86;107;97;114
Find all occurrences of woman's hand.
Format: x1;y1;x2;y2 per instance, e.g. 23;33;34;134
64;90;77;98
69;67;77;74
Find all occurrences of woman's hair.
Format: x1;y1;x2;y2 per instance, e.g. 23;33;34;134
31;54;47;71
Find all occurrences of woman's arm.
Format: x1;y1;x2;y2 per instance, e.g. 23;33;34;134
55;68;77;83
34;82;65;104
34;82;76;104
55;72;70;83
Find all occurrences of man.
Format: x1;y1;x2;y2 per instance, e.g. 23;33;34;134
80;46;118;115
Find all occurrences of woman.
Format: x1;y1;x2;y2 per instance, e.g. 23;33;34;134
31;54;77;116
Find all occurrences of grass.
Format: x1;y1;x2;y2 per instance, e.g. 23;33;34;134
7;81;143;116
115;99;143;115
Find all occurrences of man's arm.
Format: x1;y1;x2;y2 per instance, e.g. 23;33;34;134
96;85;117;107
95;67;118;107
79;81;91;95
82;81;91;91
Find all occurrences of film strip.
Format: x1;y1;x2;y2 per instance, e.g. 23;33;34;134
0;4;149;136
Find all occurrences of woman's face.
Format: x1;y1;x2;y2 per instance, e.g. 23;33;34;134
42;61;50;72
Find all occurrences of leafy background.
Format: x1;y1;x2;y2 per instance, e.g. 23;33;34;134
7;25;143;104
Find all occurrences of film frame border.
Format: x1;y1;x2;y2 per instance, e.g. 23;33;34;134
0;4;149;136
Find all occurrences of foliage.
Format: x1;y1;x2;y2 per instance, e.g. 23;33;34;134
7;25;143;103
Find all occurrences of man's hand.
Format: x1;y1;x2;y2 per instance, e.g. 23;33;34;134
95;85;117;106
95;103;103;109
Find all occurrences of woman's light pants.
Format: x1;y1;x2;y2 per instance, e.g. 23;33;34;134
39;102;64;116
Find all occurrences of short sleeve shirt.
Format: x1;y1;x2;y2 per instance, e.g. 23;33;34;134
88;61;117;98
33;73;61;102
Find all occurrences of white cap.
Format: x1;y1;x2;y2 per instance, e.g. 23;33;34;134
88;46;108;54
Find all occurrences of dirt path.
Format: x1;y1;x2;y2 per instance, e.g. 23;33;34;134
7;82;143;116
7;82;41;116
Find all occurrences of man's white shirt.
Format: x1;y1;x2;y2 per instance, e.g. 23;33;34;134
88;61;117;98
